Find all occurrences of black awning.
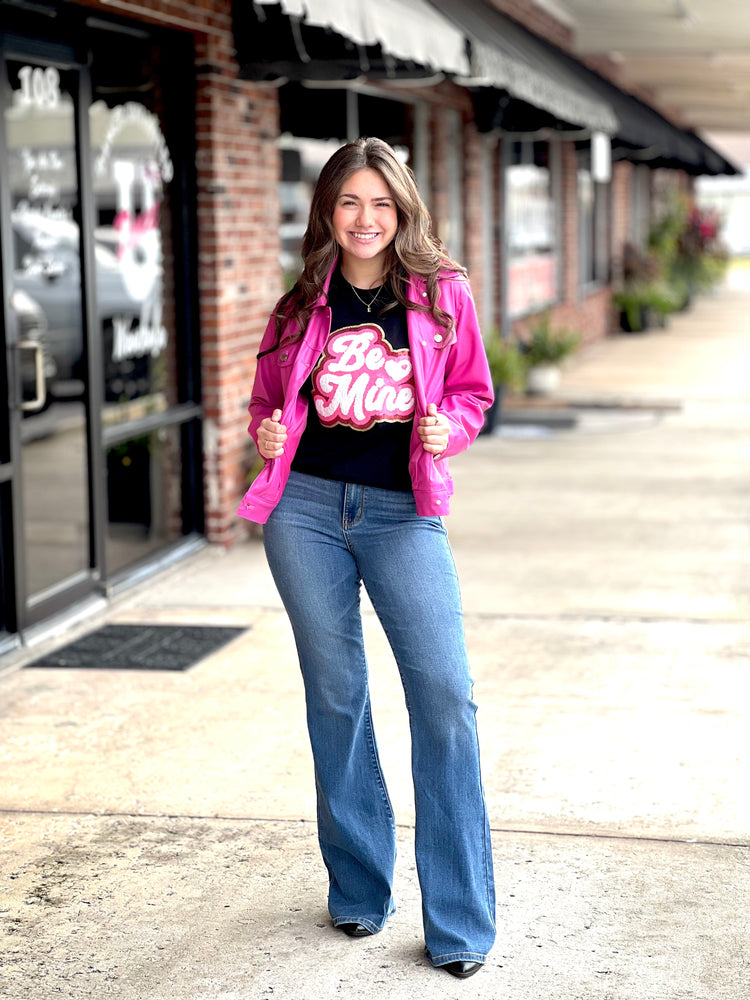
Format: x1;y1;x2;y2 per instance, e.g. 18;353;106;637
232;1;411;82
684;130;740;177
476;10;739;177
576;68;739;176
427;0;617;135
232;0;470;83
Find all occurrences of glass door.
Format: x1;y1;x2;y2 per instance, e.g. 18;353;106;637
4;52;96;626
1;18;201;640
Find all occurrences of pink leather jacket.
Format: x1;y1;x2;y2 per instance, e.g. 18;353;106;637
237;266;493;524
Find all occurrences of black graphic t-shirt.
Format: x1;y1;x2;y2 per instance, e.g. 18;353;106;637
291;267;415;491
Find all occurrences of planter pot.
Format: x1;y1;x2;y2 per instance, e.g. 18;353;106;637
480;384;503;435
107;441;151;526
619;306;650;334
526;364;560;396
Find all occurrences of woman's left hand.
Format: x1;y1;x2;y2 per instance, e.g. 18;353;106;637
418;402;449;457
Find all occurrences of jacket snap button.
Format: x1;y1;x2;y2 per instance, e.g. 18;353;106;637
434;334;443;343
436;500;442;505
280;352;288;361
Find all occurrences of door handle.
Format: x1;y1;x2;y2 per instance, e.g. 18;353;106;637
17;340;47;412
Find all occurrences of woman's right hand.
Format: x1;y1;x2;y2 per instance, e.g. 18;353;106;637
257;408;287;459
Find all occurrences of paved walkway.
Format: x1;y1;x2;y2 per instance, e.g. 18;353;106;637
1;266;749;999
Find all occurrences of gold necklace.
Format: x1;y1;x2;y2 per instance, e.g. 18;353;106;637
347;278;384;313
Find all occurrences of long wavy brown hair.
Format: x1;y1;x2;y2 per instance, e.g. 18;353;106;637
262;137;465;356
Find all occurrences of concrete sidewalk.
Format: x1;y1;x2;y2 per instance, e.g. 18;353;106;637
2;269;750;999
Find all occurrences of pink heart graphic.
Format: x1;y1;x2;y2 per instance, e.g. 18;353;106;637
384;357;412;381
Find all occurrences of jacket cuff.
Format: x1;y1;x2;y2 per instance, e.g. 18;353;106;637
412;488;451;517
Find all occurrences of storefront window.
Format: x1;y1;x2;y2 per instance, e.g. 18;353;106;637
1;19;199;631
578;163;610;289
5;59;91;598
279;137;341;288
7;62;84;403
90;98;175;415
105;424;184;574
630;165;651;249
506;141;559;318
87;26;197;579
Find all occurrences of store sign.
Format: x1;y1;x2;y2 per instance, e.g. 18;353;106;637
12;65;71;216
16;65;61;109
111;312;168;363
94;102;173;363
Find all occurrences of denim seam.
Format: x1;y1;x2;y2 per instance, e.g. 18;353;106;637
472;710;497;927
426;950;487;965
342;482;365;530
363;696;397;835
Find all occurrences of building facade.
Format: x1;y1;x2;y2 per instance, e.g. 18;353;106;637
0;0;733;652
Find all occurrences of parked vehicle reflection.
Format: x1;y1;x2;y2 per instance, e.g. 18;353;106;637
11;208;162;404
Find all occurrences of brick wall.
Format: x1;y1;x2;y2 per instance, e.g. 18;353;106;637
548;288;613;345
559;143;580;306
193;32;280;545
462;124;489;326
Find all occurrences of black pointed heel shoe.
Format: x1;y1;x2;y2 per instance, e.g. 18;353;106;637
337;922;372;938
442;960;483;979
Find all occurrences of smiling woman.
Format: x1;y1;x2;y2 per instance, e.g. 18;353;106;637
237;137;495;980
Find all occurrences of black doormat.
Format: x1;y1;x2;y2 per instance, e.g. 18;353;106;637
24;624;248;672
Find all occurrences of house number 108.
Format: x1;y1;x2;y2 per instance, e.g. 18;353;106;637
17;65;61;109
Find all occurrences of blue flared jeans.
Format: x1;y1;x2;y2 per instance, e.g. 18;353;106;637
263;471;496;966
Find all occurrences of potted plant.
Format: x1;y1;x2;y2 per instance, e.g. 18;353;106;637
612;283;651;333
612;280;682;333
521;313;580;395
480;335;525;434
612;243;670;333
649;195;729;310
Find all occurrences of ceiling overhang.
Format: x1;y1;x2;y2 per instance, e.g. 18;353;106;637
556;0;750;136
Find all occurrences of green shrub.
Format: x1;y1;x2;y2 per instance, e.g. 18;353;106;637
522;313;580;365
484;336;526;390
